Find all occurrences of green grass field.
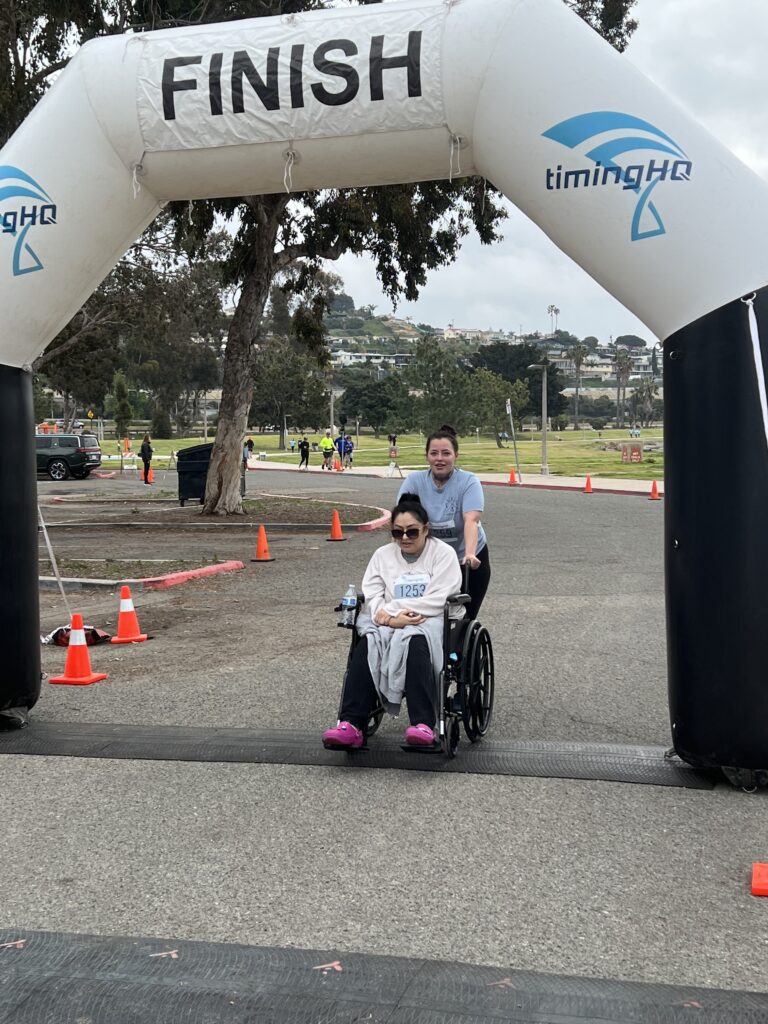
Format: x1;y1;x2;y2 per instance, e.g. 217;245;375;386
114;429;663;481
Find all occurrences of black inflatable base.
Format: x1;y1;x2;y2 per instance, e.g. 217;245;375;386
1;929;766;1024
0;721;715;788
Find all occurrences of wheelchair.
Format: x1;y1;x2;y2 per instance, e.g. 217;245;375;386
331;571;494;758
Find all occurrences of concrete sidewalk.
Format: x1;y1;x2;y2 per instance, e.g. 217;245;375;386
247;458;664;496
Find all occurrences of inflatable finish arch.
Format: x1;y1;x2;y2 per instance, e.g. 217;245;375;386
1;0;767;771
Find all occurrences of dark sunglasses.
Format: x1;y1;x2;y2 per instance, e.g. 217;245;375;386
391;527;422;540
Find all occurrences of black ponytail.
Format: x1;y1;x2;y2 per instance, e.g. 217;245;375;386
391;492;429;526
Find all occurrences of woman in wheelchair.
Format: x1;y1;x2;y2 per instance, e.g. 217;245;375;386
323;493;463;751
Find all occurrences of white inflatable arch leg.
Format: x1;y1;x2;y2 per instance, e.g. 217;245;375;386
1;0;767;774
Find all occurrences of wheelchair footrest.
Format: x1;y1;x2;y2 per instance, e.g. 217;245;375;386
399;742;442;754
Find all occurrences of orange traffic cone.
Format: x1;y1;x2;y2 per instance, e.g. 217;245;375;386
649;480;661;501
508;467;518;486
327;509;346;542
50;613;108;685
147;467;154;484
111;586;148;644
334;455;342;472
752;863;768;896
584;475;593;494
251;525;275;562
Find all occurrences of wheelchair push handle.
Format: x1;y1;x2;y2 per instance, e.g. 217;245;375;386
447;562;472;606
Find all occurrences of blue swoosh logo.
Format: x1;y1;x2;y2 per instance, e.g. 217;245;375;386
542;111;688;241
0;165;53;275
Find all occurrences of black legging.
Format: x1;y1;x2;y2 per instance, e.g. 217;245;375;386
341;634;436;730
465;544;491;620
142;460;151;484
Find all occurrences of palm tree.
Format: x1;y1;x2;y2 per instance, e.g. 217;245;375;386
613;348;632;427
568;342;589;429
634;377;658;427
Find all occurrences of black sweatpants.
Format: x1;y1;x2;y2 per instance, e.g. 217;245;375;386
341;634;436;730
465;544;491;620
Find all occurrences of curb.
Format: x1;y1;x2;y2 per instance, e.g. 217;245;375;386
39;560;245;592
143;560;245;590
484;479;664;497
358;509;390;531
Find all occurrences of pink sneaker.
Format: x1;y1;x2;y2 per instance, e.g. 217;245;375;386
404;723;436;746
323;721;364;750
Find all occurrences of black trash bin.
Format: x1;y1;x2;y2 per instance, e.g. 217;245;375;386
177;442;213;506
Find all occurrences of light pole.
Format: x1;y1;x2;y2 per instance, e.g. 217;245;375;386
528;359;550;475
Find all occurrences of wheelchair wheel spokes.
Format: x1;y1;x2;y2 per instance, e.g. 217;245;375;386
470;626;494;737
459;621;480;741
442;714;460;758
439;669;460;758
455;667;475;741
365;705;385;739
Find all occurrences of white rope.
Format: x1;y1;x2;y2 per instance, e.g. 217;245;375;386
131;161;143;199
283;149;296;193
742;293;768;450
38;505;72;619
449;134;463;182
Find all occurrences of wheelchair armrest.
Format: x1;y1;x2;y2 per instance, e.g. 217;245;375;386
447;592;471;606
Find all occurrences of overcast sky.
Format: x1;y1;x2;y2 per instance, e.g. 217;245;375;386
333;0;768;344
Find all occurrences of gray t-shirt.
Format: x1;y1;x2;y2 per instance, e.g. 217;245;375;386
398;469;486;560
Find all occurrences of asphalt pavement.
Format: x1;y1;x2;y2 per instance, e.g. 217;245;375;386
2;467;766;1006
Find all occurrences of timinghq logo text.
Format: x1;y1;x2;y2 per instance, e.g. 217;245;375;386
0;166;57;276
542;111;691;242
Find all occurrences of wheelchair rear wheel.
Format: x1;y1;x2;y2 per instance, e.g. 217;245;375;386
468;625;494;737
459;622;481;741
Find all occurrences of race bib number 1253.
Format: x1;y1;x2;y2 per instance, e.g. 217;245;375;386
393;572;430;600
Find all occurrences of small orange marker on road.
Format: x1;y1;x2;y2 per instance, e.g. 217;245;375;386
752;863;768;896
508;467;518;486
584;475;593;494
649;480;661;500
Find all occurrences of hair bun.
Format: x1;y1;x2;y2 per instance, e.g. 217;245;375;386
438;423;457;436
399;492;421;505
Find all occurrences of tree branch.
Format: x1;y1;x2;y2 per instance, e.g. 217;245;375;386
274;238;347;271
27;60;68;88
32;308;118;371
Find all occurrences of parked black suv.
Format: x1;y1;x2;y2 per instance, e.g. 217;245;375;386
35;433;102;480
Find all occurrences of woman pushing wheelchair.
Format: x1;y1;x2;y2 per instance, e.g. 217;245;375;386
322;492;463;751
